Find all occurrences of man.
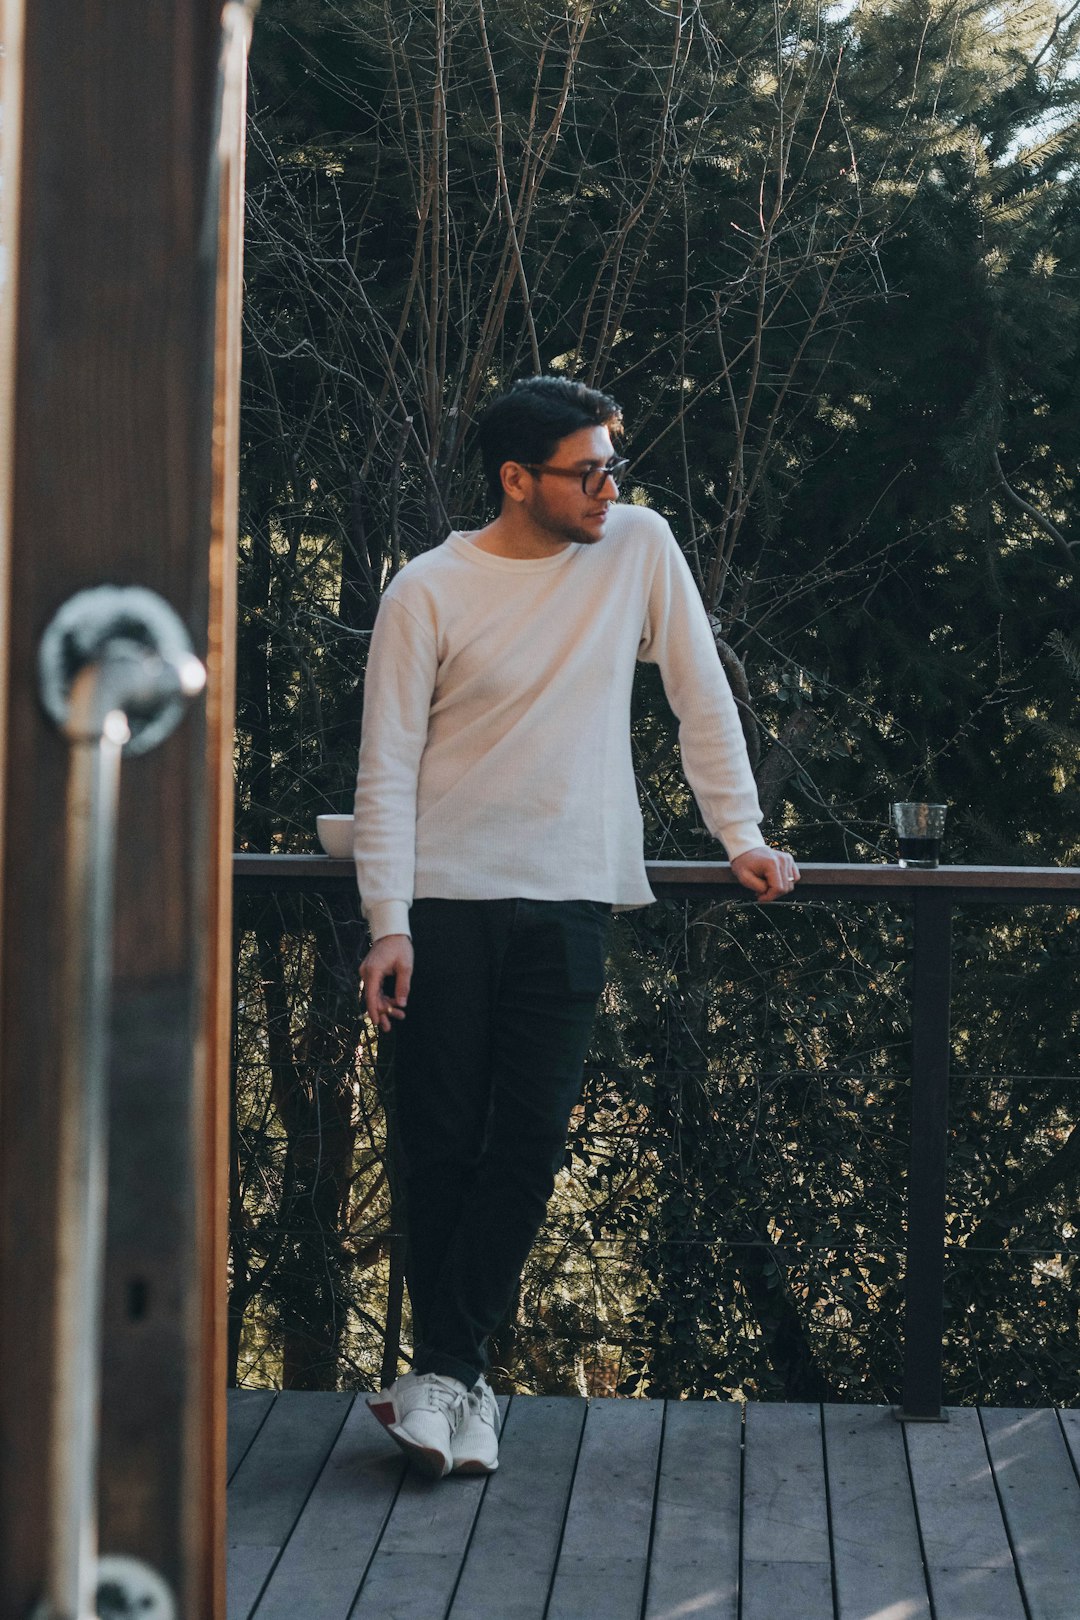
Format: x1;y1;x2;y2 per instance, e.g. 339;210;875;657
354;375;799;1479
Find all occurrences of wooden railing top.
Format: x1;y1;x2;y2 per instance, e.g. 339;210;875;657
648;862;1080;893
233;854;1080;902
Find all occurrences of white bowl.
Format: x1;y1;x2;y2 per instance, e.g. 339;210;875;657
316;814;355;859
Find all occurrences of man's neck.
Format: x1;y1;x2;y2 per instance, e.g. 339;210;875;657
464;510;571;560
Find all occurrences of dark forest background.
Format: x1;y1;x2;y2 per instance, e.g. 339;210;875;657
230;0;1080;1402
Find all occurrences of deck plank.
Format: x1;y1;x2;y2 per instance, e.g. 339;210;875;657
222;1393;1079;1620
227;1390;355;1620
981;1407;1080;1620
905;1406;1026;1620
227;1390;276;1483
741;1403;833;1620
228;1546;279;1620
643;1399;741;1620
546;1396;665;1620
1058;1407;1080;1476
249;1395;407;1619
348;1397;509;1620
824;1404;931;1620
448;1395;586;1620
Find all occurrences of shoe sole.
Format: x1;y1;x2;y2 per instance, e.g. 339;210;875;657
367;1395;452;1479
452;1455;499;1475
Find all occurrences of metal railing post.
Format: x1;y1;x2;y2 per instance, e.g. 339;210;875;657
897;886;953;1421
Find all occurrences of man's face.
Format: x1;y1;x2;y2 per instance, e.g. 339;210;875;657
509;423;620;546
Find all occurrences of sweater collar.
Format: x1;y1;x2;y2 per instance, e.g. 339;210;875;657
444;531;582;573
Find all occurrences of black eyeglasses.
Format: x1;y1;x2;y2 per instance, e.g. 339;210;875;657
520;457;629;498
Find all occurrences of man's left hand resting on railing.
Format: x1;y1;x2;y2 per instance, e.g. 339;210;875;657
731;844;800;902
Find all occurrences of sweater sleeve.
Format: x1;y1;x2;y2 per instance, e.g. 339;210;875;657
637;524;764;860
353;592;438;940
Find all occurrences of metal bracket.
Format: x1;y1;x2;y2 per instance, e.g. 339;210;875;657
32;587;201;1620
32;1555;176;1620
38;585;205;755
94;1556;176;1620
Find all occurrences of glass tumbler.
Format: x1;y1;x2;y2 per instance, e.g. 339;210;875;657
891;802;947;868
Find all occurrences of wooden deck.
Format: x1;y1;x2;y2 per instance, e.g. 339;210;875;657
227;1391;1080;1620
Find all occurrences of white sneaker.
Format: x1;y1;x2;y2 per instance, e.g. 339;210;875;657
451;1375;500;1474
367;1371;468;1479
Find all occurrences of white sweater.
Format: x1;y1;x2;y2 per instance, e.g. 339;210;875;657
353;504;763;940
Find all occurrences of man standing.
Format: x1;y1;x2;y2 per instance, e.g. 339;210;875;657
354;376;799;1479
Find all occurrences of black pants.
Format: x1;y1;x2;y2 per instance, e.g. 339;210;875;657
385;897;611;1388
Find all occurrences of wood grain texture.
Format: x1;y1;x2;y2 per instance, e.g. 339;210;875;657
449;1395;586;1620
741;1403;833;1620
226;1386;352;1613
643;1399;741;1620
233;853;1080;897
0;0;23;950
228;1391;354;1549
227;1546;279;1620
249;1395;407;1620
226;1391;275;1483
823;1404;931;1620
905;1406;1026;1620
741;1559;836;1620
227;1390;353;1619
980;1407;1080;1620
546;1396;664;1620
220;1395;1080;1620
203;11;253;1612
0;5;232;1617
348;1449;492;1619
1058;1407;1080;1475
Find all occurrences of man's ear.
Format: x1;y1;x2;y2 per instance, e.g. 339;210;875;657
500;461;530;505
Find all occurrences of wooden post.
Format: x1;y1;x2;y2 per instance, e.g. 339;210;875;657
0;0;26;943
201;8;255;1615
0;3;253;1616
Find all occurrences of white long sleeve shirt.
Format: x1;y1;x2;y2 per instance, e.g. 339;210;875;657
353;504;763;940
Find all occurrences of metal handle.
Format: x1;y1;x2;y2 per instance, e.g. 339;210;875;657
34;587;203;1620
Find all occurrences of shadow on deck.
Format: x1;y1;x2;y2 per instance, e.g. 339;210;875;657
227;1389;1080;1620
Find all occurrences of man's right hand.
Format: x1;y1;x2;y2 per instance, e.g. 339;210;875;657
360;934;414;1033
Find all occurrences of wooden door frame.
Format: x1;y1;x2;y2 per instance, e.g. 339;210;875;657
204;8;256;1614
0;0;26;943
0;3;254;1615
